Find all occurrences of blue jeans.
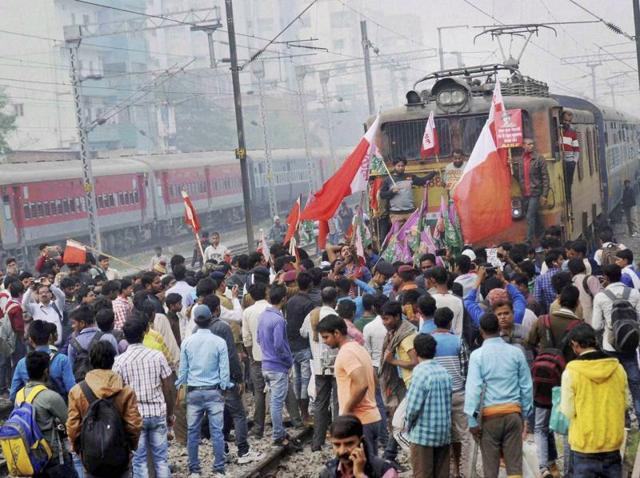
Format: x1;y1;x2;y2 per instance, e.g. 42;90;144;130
524;195;542;242
187;388;225;473
534;407;557;470
571;450;622;478
616;353;640;423
132;416;171;478
292;349;312;400
263;370;288;441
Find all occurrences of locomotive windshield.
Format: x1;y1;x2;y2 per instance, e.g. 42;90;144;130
382;117;452;161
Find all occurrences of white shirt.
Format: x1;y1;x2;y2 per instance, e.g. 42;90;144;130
149;254;169;270
185;297;242;339
22;285;66;345
204;244;230;263
432;291;464;336
165;281;195;310
592;282;640;352
300;305;336;376
242;299;270;361
363;315;387;367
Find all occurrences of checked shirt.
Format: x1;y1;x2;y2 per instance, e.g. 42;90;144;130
404;359;452;447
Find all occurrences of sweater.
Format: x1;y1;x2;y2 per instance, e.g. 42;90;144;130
256;306;293;373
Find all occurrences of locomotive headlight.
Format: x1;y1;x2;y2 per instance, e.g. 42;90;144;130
437;88;467;107
512;198;523;220
451;89;466;104
438;91;452;105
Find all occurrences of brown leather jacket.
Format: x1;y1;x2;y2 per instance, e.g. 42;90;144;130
66;368;142;454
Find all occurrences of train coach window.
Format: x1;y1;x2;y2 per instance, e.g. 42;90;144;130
97;196;104;209
3;196;11;221
118;192;124;205
63;199;70;214
24;204;31;220
44;202;51;216
31;204;37;218
133;191;139;203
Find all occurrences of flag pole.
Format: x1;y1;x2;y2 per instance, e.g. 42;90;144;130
379;159;397;187
79;242;146;271
194;231;206;265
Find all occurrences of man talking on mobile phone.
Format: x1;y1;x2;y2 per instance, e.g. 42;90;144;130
319;415;398;478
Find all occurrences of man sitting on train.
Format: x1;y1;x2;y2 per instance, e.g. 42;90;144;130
379;159;437;228
561;111;580;203
517;138;550;243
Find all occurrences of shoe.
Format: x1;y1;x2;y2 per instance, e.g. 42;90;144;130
548;463;561;478
540;467;553;478
212;472;225;477
188;474;201;478
633;233;640;237
224;451;234;464
273;434;303;451
237;449;264;464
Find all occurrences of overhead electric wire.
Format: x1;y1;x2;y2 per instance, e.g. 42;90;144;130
566;0;635;41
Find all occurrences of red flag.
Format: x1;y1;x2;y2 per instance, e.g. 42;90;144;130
63;240;86;264
181;191;201;233
301;116;380;246
420;111;439;158
283;195;301;245
369;177;383;213
452;82;511;243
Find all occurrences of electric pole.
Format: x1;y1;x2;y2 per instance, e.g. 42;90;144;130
296;65;317;191
634;0;640;91
360;21;376;115
254;61;278;219
66;36;101;251
318;69;336;176
191;13;223;68
225;0;254;248
588;63;600;101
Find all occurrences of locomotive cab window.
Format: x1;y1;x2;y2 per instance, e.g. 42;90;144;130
383;117;452;162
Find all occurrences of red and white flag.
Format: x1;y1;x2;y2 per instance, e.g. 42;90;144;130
63;239;87;264
452;81;512;243
258;229;270;264
300;115;380;247
283;195;301;245
181;191;201;233
420;111;439;158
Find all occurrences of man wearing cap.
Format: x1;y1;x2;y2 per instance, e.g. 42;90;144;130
269;216;287;245
379;159;437;227
177;304;231;476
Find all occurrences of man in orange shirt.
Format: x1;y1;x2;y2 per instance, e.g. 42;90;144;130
318;314;382;457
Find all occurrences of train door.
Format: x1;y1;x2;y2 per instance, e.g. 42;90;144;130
551;107;573;238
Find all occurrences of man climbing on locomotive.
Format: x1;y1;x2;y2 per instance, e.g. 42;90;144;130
379;159;437;228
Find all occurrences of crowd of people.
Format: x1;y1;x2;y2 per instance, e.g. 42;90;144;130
0;219;638;478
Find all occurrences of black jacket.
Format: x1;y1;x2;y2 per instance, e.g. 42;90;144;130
319;456;395;478
517;153;550;198
284;292;315;352
623;186;636;209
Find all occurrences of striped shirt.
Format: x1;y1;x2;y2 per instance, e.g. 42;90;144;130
562;127;580;162
404;360;452;447
430;331;468;393
113;343;172;418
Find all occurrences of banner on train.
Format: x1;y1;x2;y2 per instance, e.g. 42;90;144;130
495;109;523;148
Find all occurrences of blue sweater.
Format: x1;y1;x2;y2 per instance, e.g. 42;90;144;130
256;306;293;373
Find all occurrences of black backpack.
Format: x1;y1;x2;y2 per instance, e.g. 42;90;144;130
531;315;580;408
604;288;640;355
78;381;129;477
70;332;103;382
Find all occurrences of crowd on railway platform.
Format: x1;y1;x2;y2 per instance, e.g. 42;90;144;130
0;206;639;478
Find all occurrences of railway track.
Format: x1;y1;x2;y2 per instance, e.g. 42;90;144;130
237;426;314;478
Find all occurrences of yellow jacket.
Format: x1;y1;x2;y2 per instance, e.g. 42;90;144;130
560;350;627;453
